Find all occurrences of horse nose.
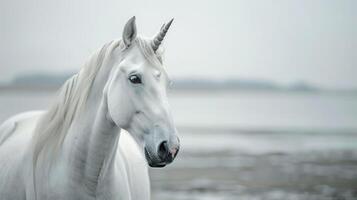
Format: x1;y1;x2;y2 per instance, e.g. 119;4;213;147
158;140;179;163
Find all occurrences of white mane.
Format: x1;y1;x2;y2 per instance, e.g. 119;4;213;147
32;41;114;164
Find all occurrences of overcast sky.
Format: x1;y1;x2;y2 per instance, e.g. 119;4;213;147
0;0;356;88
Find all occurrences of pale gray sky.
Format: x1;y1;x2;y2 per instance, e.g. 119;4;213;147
0;0;356;88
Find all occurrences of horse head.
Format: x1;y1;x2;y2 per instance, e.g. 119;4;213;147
105;17;180;167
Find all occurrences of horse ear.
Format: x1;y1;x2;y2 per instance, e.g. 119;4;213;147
122;16;137;47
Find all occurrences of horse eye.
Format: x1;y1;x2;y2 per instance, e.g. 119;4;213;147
128;75;142;84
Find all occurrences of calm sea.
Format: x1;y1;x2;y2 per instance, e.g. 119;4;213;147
1;90;357;130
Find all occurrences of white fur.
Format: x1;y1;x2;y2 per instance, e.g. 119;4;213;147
0;111;149;200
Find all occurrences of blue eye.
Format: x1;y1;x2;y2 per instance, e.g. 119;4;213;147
129;75;142;84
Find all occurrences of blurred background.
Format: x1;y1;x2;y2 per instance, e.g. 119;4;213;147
1;0;357;199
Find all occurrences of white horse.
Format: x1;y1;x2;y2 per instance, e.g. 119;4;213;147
0;17;180;200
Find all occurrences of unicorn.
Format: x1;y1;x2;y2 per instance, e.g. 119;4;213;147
0;16;180;200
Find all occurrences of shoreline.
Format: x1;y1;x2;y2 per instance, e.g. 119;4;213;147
0;85;356;96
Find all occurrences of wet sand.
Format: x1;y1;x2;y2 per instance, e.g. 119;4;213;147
150;130;357;200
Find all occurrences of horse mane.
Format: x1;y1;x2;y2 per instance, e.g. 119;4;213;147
32;40;115;163
31;37;164;164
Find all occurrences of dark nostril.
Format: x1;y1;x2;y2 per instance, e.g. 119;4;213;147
158;141;169;161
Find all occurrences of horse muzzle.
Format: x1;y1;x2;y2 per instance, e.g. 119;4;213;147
144;140;179;168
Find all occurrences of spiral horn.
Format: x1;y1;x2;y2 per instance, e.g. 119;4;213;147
151;18;174;52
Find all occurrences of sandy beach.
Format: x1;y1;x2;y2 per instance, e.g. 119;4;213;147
151;130;357;200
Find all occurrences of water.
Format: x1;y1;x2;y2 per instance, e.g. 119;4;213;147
169;90;357;131
1;89;357;200
1;90;357;131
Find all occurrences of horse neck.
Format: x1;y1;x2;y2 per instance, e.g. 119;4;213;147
64;57;121;195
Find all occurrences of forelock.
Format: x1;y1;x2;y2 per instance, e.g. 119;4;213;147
134;37;165;69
